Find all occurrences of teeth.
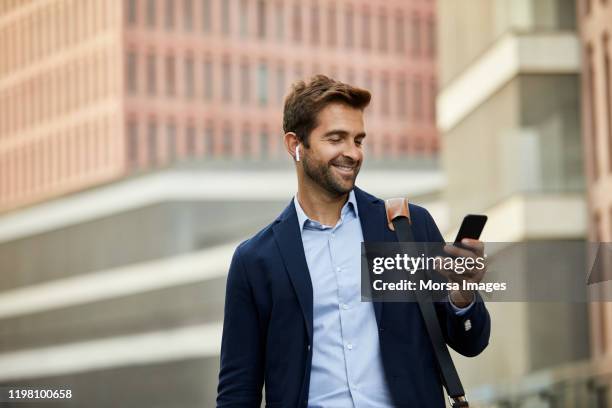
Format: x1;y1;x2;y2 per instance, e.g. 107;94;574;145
334;165;353;170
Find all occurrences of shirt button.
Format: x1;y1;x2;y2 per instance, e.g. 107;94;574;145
347;343;353;350
336;267;341;272
307;344;311;351
342;304;349;310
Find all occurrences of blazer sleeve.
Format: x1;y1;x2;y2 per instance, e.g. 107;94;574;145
216;245;265;408
422;207;491;357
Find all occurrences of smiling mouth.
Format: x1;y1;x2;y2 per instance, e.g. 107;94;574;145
332;164;356;176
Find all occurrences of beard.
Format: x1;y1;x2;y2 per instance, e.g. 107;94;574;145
301;151;361;196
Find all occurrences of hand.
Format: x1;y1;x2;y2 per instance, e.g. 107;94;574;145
434;239;487;308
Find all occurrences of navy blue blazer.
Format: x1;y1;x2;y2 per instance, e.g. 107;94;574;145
217;186;490;408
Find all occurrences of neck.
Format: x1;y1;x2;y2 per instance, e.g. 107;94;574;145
296;177;350;227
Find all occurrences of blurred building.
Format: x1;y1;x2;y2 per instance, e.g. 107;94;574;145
437;0;594;405
0;167;444;407
0;1;444;406
579;0;612;365
0;0;438;214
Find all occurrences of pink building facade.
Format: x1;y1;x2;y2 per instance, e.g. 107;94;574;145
0;0;438;213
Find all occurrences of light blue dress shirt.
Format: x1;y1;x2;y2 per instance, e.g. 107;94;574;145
294;190;473;408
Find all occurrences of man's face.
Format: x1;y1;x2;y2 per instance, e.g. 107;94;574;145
301;103;366;196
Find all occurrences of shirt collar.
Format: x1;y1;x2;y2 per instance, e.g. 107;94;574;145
293;190;359;232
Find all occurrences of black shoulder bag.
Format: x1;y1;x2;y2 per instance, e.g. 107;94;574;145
384;198;469;408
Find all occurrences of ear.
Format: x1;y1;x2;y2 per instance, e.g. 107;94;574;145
284;132;300;161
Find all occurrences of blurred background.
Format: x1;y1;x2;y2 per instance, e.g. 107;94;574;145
0;0;610;406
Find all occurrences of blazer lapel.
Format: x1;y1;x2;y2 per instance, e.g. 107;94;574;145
272;201;314;342
354;186;396;325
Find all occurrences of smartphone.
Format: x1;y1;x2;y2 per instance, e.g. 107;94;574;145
454;214;488;248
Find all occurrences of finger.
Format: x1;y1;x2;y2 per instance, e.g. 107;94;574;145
433;256;481;278
443;244;477;259
460;238;484;255
432;256;455;273
437;268;470;284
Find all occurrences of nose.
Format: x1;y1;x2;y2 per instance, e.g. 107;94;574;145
342;140;362;162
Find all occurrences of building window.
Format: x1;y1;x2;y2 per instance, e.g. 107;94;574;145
412;12;421;57
378;10;388;52
165;54;176;96
257;0;267;39
364;71;373;93
222;0;231;36
345;5;354;49
202;0;211;32
382;134;393;158
165;0;175;29
239;0;248;37
327;5;337;47
329;65;338;79
427;18;436;57
240;60;251;104
429;79;437;122
413;77;422;121
166;121;177;161
146;53;157;95
292;3;302;43
276;65;286;104
594;211;602;242
222;58;232;102
609;206;612;240
361;8;371;50
294;62;303;81
223;124;233;157
242;126;252;157
310;3;320;45
588;46;600;180
185;55;195;99
260;127;269;158
399;135;410;155
147;119;158;166
127;51;137;94
397;75;406;117
275;2;284;41
203;58;213;100
395;12;405;53
258;61;268;106
347;68;355;85
127;0;137;25
604;36;612;173
146;0;156;28
381;75;390;116
186;123;197;155
205;122;215;156
183;0;193;31
127;120;139;167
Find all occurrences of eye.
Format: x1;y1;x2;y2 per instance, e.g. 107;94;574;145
355;139;364;146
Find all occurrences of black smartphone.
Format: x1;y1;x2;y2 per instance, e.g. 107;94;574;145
454;214;488;248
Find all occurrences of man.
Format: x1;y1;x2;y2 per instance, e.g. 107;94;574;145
217;75;490;407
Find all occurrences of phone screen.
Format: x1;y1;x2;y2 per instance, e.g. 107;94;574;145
454;214;487;246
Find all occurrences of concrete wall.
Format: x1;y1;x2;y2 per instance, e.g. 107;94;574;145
438;0;576;85
442;74;583;225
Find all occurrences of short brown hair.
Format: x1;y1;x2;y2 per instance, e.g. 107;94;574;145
283;75;371;147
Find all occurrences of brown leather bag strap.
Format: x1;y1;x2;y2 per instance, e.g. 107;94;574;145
385;197;411;231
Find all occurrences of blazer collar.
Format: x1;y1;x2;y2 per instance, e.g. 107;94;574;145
272;186;391;339
272;200;314;341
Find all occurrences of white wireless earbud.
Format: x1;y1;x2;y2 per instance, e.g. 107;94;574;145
295;145;300;162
